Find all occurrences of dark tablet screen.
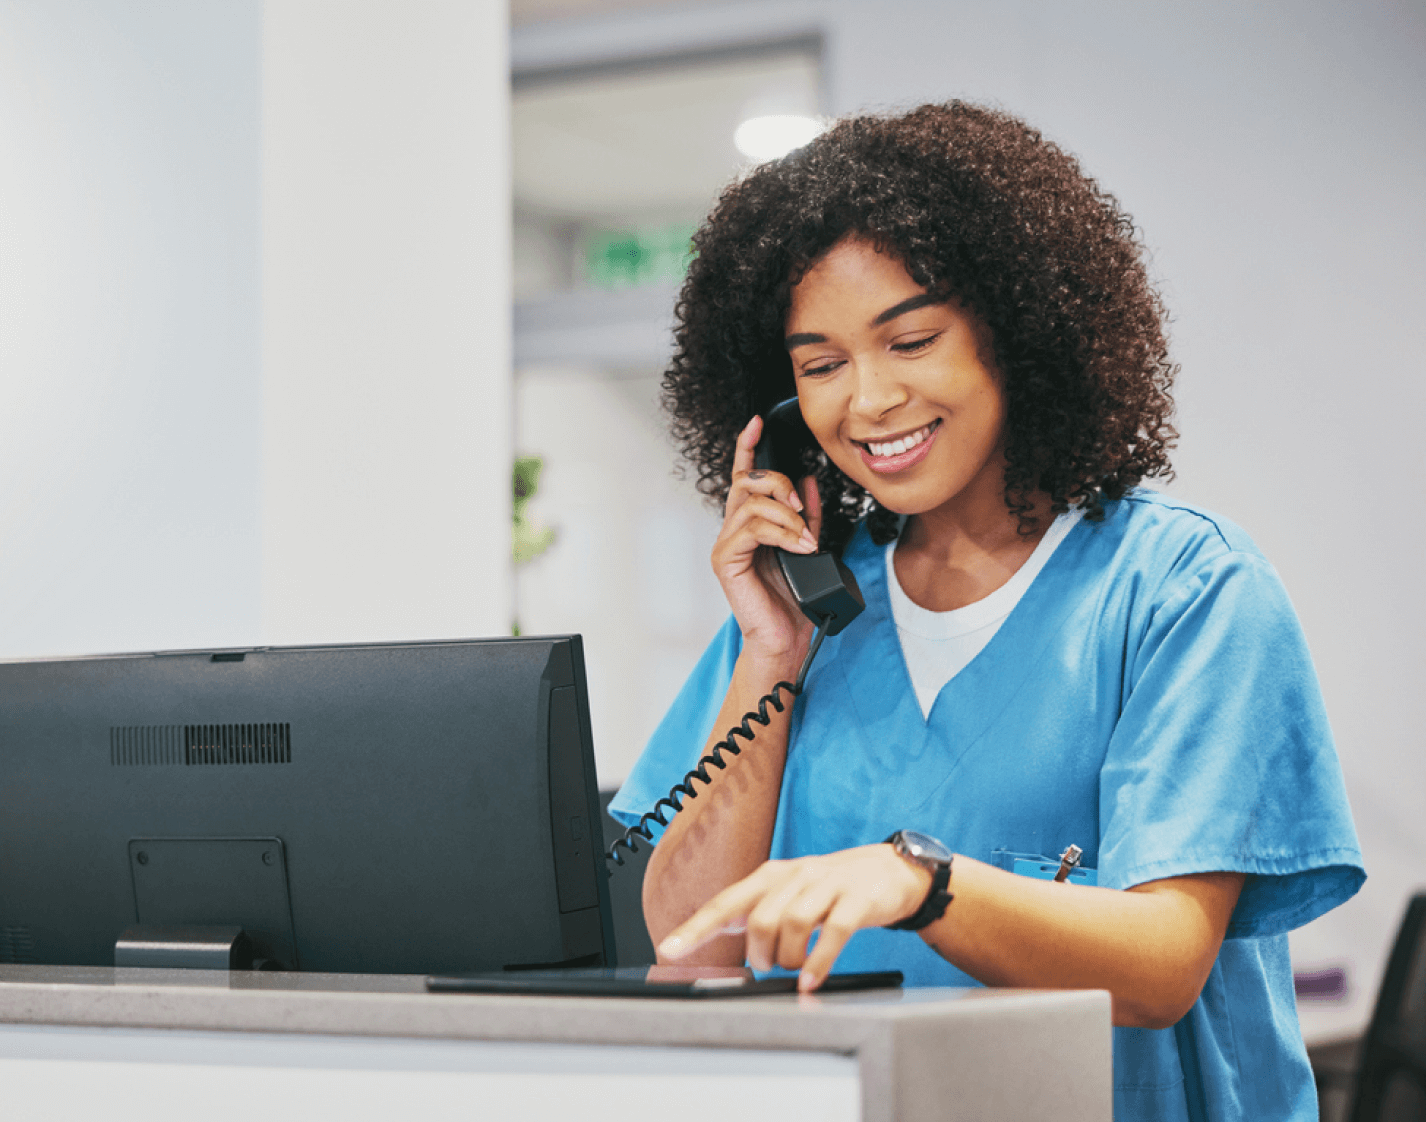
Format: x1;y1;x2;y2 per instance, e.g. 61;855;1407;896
425;965;903;999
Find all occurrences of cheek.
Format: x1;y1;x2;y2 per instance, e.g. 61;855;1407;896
960;376;1008;446
795;391;839;451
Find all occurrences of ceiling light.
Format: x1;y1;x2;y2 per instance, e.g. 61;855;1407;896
733;115;825;162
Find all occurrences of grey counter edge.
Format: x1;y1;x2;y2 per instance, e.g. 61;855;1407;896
0;966;1113;1122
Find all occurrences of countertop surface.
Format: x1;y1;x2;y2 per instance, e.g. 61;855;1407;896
0;964;1105;1054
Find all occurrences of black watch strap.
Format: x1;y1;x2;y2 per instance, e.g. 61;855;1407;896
884;832;954;932
887;860;953;931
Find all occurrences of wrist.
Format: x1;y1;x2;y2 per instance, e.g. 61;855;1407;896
884;830;955;932
736;645;805;687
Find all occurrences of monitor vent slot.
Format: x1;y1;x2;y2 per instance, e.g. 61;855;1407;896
111;725;183;766
184;723;291;766
0;927;37;964
110;724;291;766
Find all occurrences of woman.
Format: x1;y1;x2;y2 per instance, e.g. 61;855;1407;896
609;102;1363;1120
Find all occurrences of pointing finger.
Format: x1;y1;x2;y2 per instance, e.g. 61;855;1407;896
658;865;783;960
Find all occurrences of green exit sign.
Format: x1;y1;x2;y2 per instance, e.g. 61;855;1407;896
583;224;696;289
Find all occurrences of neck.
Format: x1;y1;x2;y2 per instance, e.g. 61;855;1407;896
894;490;1055;613
903;482;1052;558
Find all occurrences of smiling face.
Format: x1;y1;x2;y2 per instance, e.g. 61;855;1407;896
785;237;1011;527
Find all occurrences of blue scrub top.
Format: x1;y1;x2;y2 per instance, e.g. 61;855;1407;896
612;490;1364;1121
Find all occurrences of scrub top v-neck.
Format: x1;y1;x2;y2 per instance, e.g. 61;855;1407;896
887;509;1083;719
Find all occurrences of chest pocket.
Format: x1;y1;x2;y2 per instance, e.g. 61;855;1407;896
992;848;1100;885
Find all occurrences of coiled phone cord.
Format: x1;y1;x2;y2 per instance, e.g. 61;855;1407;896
605;619;831;867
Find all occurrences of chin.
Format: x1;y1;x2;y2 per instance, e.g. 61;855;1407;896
855;482;930;518
868;493;920;517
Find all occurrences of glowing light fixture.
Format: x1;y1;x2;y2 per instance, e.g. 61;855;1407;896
733;114;825;162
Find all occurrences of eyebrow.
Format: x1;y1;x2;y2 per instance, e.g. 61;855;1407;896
784;293;943;350
873;293;941;325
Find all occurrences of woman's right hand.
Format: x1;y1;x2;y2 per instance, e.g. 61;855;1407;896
712;415;823;669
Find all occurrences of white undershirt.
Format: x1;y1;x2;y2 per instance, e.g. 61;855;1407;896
886;510;1083;719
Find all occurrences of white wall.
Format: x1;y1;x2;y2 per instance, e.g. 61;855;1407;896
515;0;1426;1037
0;0;262;655
0;0;512;655
261;0;511;644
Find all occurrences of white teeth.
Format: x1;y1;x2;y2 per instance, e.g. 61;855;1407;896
867;423;933;459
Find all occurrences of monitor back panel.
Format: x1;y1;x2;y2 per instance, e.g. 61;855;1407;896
0;638;611;974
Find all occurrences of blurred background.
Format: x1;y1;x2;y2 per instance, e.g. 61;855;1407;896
1;0;1422;1068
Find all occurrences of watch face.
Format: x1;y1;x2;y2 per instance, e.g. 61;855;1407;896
900;830;953;863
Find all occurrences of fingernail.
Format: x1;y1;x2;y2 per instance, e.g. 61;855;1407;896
799;972;817;992
800;531;817;551
658;936;683;958
788;493;804;512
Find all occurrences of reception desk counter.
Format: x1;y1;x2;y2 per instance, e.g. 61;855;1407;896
0;964;1111;1121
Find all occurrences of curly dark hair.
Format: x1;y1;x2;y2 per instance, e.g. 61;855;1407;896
663;100;1177;550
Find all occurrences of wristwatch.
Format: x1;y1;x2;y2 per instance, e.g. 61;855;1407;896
884;830;955;932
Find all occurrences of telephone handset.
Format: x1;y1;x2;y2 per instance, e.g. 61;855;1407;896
605;398;865;868
754;398;865;637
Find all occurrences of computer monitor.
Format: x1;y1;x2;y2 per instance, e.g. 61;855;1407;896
0;636;616;974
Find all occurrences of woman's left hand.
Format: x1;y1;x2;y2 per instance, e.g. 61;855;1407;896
655;844;932;991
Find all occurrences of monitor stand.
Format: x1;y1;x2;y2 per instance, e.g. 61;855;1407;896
123;837;298;969
115;924;255;970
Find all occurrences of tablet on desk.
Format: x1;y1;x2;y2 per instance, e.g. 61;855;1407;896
425;965;903;998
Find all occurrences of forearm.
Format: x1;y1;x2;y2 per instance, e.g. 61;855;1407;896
922;857;1245;1028
641;651;800;957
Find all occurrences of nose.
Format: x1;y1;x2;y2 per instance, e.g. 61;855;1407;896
847;357;910;422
